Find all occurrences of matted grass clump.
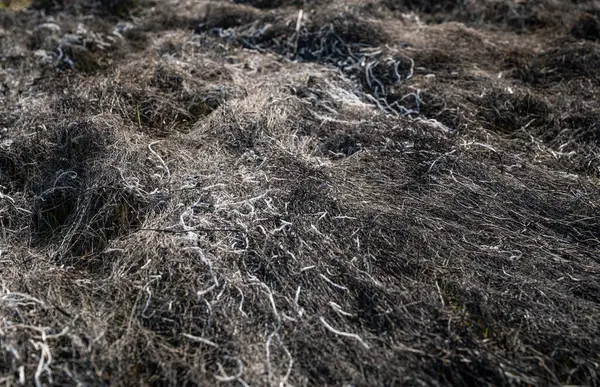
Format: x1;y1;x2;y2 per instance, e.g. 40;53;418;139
1;0;599;386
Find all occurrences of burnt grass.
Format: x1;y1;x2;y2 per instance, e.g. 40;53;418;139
1;0;600;386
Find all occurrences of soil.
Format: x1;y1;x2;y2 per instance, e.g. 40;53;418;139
1;0;600;386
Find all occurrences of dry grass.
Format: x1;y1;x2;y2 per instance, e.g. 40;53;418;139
1;0;600;385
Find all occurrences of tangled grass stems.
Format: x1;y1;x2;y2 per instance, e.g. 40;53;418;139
0;0;600;385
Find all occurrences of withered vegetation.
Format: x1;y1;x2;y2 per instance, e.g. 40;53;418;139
1;0;599;385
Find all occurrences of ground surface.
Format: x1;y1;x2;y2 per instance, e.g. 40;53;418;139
1;0;600;385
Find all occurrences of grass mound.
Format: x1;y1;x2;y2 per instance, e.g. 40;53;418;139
1;0;599;385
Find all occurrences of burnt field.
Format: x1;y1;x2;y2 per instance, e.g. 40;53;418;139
1;0;600;385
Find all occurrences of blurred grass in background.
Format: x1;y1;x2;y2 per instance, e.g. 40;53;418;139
0;0;33;9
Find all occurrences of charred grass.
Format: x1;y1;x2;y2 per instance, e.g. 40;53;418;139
1;0;600;386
